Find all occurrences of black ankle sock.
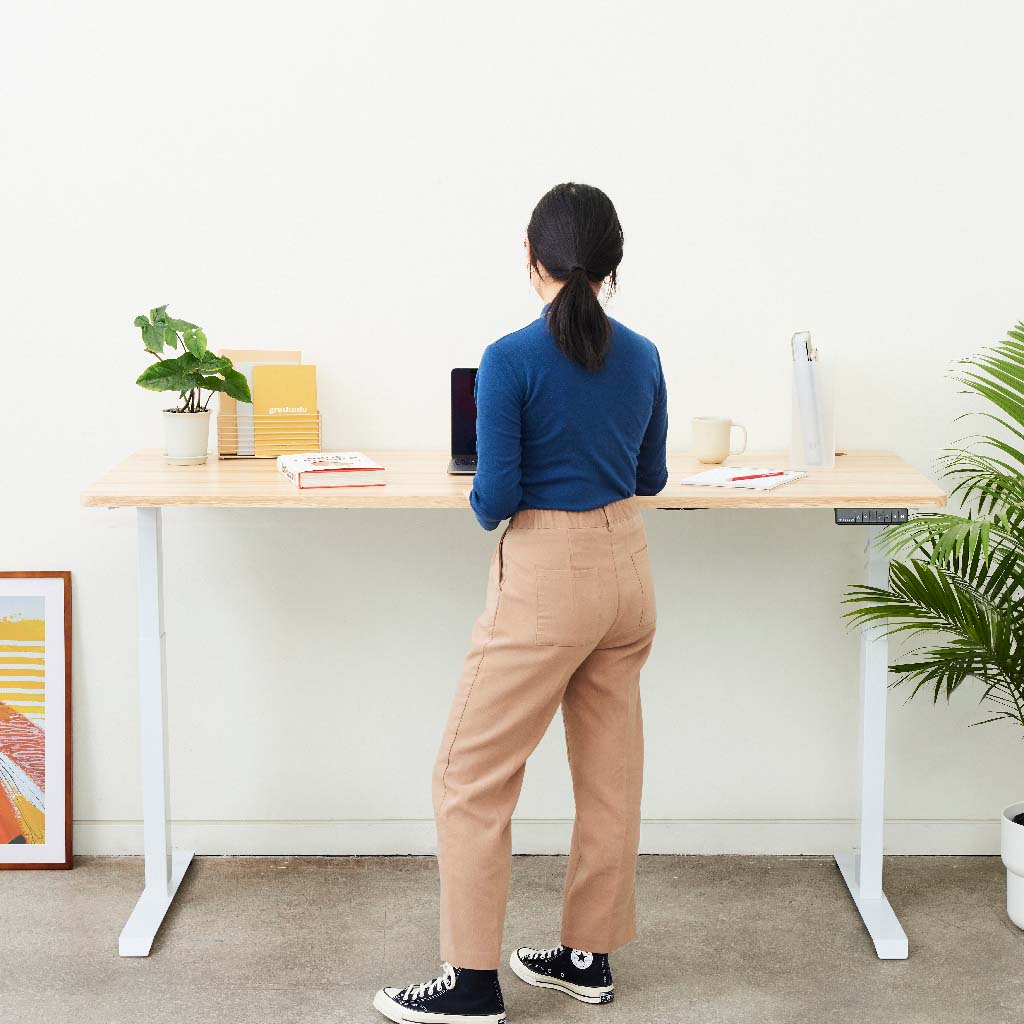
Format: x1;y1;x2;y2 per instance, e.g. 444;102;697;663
452;966;499;986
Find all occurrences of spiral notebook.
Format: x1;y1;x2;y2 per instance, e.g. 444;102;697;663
681;467;807;491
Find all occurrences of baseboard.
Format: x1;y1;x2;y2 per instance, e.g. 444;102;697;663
72;817;1001;857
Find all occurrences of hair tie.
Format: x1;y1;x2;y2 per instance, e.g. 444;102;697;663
570;265;587;275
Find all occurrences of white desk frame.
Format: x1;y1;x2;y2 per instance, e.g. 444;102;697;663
834;527;907;958
117;509;907;959
119;508;193;956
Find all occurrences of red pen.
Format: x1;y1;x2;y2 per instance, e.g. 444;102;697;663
729;471;786;482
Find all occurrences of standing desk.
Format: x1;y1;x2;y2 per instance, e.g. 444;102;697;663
82;449;946;959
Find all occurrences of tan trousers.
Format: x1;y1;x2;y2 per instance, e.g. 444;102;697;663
432;497;656;970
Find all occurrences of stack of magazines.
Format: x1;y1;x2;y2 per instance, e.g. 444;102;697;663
277;451;386;489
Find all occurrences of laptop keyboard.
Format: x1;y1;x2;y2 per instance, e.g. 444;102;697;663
453;457;477;469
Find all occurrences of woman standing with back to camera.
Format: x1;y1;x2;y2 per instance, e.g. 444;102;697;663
374;183;668;1023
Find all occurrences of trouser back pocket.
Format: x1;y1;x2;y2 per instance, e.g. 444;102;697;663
535;567;600;647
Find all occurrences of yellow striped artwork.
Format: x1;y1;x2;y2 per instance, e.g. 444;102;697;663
0;597;47;845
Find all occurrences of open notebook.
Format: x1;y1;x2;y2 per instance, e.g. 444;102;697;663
681;467;807;491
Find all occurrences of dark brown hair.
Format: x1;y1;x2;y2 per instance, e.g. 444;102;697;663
527;183;624;371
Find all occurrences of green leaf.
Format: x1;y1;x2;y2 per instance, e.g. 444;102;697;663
221;367;252;403
176;352;200;373
163;325;179;350
150;304;169;327
136;356;195;393
182;326;208;359
198;354;230;373
141;322;164;354
133;314;150;328
166;317;198;332
196;374;226;392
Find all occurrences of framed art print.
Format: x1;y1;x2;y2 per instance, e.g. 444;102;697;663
0;572;71;869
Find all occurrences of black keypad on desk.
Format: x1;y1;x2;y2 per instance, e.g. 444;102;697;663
834;508;909;526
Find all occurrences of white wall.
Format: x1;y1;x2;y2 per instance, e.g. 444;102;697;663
2;1;1022;856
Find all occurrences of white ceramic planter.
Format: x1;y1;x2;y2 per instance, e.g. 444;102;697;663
162;410;211;466
1001;801;1024;929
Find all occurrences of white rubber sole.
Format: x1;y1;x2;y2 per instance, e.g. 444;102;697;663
372;988;506;1024
508;951;614;1005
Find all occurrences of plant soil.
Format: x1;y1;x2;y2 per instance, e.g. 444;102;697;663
1013;813;1024;827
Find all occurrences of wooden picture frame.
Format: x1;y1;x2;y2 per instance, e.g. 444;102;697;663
0;571;72;869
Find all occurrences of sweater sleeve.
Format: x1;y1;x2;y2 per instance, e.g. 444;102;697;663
469;343;523;530
636;348;668;496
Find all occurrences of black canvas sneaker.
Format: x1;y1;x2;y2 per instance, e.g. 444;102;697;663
509;943;614;1004
373;962;507;1023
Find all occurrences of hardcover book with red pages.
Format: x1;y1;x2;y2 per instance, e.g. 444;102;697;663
277;451;386;489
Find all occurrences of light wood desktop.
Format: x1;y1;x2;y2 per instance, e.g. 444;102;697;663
83;449;946;509
82;449;945;961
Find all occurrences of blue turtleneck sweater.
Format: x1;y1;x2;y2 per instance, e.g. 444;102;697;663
469;310;668;530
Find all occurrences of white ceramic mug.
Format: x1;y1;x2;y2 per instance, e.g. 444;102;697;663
692;416;748;464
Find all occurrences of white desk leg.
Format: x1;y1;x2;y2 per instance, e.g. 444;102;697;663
834;526;908;959
119;507;194;957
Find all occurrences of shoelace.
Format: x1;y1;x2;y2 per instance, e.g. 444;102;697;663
525;944;563;961
402;962;455;1001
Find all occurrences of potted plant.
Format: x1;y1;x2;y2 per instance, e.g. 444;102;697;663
134;305;252;465
844;321;1024;927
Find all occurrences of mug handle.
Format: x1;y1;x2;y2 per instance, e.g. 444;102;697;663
730;423;748;456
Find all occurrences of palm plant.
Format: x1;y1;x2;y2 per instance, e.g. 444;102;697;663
845;323;1024;728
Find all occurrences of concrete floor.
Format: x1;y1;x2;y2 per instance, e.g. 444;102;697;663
2;855;1022;1024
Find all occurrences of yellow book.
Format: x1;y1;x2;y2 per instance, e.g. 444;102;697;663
252;364;319;457
218;349;301;455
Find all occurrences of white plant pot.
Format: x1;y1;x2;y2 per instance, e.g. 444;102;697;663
162;410;211;466
1001;801;1024;929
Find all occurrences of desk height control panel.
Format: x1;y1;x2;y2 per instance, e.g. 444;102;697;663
834;508;909;526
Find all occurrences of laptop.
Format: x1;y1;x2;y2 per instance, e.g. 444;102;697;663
448;367;478;474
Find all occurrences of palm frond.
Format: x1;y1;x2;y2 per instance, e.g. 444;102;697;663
953;325;1024;436
844;323;1024;727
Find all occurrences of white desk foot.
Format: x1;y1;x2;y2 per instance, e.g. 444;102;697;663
834;851;908;959
118;849;195;957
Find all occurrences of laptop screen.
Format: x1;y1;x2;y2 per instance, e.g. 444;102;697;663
451;368;477;456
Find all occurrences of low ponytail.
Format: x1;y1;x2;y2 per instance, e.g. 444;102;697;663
545;266;610;372
527;183;624;372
